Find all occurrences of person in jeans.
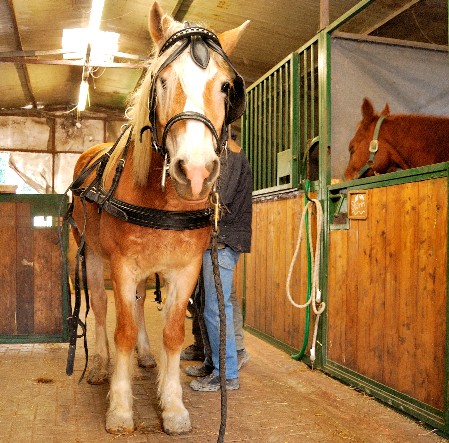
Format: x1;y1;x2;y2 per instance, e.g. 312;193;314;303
181;282;249;372
187;139;252;392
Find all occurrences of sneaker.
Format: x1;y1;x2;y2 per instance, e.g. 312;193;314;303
237;349;250;370
185;362;214;377
190;373;239;392
180;344;205;361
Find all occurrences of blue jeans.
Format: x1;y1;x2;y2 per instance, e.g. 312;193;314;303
202;247;240;380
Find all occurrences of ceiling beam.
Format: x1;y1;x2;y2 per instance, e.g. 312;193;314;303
172;0;195;22
320;0;330;30
6;0;38;109
362;0;420;35
0;49;146;61
0;56;143;69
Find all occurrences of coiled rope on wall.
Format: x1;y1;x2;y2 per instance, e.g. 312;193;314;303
286;189;325;366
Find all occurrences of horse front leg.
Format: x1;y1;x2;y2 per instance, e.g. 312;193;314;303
106;267;138;434
159;264;200;435
136;279;157;369
85;249;110;385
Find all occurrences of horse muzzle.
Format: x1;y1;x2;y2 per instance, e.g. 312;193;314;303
171;157;220;200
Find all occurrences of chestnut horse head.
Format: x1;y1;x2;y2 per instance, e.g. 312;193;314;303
122;1;249;200
344;98;449;180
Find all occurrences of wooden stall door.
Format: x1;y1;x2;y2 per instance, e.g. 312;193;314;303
0;199;65;341
327;178;447;412
236;191;313;354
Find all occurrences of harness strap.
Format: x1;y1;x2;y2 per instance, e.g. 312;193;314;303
356;114;388;179
62;197;90;382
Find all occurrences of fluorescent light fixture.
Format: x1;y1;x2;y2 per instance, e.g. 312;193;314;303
78;80;89;112
62;28;119;63
70;0;111;112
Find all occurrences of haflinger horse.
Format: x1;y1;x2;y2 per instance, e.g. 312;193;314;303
344;97;449;180
68;1;249;435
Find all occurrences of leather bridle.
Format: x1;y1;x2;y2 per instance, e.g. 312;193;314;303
140;25;246;166
355;114;388;179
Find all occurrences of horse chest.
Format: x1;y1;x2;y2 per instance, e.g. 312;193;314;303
99;217;209;265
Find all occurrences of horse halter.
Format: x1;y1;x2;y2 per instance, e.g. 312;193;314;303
355;114;388;179
140;25;246;171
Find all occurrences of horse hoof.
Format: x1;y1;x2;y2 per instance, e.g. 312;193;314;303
162;410;191;435
137;353;157;369
106;411;134;434
87;355;109;385
87;367;109;385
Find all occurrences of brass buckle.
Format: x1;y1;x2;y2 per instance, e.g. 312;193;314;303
210;191;220;232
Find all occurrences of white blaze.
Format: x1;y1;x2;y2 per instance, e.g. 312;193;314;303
174;53;218;167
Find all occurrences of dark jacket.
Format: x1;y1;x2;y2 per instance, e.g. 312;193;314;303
216;146;252;253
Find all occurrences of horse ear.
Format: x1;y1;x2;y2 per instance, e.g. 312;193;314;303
218;20;250;55
361;98;375;122
149;1;175;48
381;103;390;116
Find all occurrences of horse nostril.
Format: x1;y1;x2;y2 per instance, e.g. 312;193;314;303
205;158;220;184
173;159;188;184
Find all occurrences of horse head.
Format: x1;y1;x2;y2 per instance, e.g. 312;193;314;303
344;98;391;180
129;1;249;201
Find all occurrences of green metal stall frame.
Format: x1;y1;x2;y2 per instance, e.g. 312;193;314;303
241;0;449;434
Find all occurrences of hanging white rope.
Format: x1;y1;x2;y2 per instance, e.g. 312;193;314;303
286;197;325;364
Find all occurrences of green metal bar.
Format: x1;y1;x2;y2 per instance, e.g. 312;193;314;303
278;66;283;178
310;43;316;144
262;79;267;189
267;75;273;187
271;71;279;186
324;0;375;34
297;53;302;182
329;162;449;192
245;325;301;356
290;52;299;188
254;86;259;190
303;49;309;160
285;62;290;154
324;360;446;431
315;29;332;370
259;82;263;189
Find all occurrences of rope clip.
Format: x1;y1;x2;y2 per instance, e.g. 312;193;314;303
210;191;220;232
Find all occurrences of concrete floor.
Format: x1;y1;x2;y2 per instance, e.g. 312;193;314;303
0;291;447;443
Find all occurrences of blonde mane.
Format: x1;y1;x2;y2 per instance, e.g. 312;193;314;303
103;16;185;187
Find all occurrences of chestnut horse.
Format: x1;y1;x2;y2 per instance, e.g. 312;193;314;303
68;1;249;435
344;98;449;180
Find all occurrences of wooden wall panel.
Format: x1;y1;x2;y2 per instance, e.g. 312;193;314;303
0;203;17;334
237;192;311;352
0;196;66;341
327;229;347;362
34;229;63;335
327;178;447;411
16;203;34;335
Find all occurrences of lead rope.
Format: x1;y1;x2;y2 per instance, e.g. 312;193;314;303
209;191;227;443
286;196;325;367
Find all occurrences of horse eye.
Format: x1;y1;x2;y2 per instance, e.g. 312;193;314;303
159;78;167;90
221;82;230;93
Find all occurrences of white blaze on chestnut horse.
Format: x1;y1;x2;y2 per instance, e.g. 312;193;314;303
67;1;249;435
